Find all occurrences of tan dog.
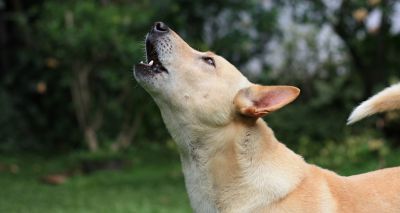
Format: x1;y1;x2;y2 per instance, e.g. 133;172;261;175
134;22;400;213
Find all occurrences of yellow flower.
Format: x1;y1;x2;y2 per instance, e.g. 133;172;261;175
353;8;368;22
368;0;381;6
36;82;47;94
46;57;59;69
368;139;384;151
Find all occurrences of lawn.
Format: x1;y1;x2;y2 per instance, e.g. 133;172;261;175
0;148;191;213
1;140;400;213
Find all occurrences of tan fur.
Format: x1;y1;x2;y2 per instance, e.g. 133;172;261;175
134;23;400;212
348;83;400;124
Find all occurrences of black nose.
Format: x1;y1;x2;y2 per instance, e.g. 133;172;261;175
153;22;169;33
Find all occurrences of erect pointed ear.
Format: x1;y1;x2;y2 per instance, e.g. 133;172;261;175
233;85;300;118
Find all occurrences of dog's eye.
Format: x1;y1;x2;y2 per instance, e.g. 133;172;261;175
202;57;215;67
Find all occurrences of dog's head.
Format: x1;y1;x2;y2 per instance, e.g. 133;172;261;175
134;22;299;128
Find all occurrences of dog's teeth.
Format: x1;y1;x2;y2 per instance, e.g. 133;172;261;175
149;60;154;66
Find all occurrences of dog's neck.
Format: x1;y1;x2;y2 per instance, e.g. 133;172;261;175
160;107;308;212
210;119;308;212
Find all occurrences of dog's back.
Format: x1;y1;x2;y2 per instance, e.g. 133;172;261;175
348;83;400;124
341;83;400;212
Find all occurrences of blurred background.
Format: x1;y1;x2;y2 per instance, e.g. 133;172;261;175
1;0;400;212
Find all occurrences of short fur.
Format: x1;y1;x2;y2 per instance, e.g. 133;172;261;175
134;22;400;213
348;83;400;124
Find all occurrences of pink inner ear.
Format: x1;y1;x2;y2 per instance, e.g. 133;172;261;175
254;90;290;108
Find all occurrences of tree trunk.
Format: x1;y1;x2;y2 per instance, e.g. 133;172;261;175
84;127;98;152
111;110;143;152
70;64;100;152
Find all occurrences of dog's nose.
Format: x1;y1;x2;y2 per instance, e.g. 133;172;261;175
152;22;169;33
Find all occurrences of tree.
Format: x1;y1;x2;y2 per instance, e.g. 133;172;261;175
1;0;280;152
289;0;400;97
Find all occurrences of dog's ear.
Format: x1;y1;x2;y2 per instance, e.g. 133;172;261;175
234;85;300;118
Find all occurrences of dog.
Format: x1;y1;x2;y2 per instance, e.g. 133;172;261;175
134;22;400;213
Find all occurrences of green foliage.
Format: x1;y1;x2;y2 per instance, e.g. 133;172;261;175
32;0;160;144
2;0;281;152
2;0;399;155
304;132;400;176
2;0;167;151
0;89;25;151
288;0;400;95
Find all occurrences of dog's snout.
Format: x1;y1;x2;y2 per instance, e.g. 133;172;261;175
153;22;169;34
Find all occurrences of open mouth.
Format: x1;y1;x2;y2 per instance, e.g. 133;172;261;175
135;39;168;75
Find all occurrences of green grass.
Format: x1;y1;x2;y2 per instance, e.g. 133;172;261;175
0;149;191;213
1;138;400;213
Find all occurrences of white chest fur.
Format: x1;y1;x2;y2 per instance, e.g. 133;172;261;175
181;158;217;213
158;106;218;212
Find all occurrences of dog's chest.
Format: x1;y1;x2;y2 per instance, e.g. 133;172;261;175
181;158;218;213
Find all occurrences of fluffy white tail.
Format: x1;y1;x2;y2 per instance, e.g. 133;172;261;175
347;83;400;125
